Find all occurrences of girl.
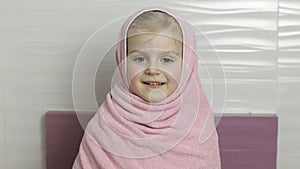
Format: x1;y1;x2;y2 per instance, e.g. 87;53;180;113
73;6;221;169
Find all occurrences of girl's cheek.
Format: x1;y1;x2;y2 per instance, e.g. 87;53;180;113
163;64;182;82
127;64;144;83
168;70;181;84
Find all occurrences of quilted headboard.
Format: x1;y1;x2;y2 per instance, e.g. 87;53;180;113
45;111;278;169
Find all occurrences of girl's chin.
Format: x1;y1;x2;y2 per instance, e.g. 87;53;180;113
144;90;167;103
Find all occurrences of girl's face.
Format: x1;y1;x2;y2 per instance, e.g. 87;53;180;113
127;33;182;102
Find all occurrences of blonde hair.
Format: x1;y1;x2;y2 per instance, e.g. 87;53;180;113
127;11;183;41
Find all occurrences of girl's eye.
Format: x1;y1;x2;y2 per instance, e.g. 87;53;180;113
161;57;174;63
133;56;147;63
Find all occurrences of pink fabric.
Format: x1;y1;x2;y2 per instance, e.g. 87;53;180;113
73;6;221;169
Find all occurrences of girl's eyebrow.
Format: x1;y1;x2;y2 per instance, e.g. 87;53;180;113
128;49;142;55
161;50;180;57
129;49;180;56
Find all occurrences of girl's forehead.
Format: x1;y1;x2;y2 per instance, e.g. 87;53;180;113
127;25;182;43
127;33;182;50
127;32;182;43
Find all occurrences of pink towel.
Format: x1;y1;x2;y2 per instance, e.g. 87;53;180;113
73;6;221;169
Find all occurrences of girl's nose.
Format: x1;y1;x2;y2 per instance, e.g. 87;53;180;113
145;67;160;75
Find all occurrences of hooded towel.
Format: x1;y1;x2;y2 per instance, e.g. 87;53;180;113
73;6;221;169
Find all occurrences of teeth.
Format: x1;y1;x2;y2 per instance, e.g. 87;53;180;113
144;82;163;85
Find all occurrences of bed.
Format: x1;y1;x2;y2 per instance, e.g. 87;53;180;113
45;111;278;169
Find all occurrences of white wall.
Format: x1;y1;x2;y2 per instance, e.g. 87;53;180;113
0;0;299;169
278;0;300;168
1;0;6;168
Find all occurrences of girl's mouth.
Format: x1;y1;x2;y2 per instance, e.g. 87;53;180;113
142;81;166;88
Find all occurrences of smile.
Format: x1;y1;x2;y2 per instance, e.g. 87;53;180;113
142;81;166;88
